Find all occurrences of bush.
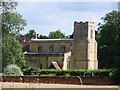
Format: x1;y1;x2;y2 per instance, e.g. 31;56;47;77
93;69;112;77
22;68;32;75
23;67;39;75
22;67;112;77
3;64;23;76
70;70;85;76
112;69;120;83
55;71;65;76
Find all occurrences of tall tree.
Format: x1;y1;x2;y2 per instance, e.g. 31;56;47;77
1;0;26;70
49;29;65;39
24;29;37;39
1;0;26;36
38;34;49;39
2;36;25;69
2;12;26;35
23;30;49;39
0;0;17;13
98;10;120;69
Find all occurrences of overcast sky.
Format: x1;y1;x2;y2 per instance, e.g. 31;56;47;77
16;0;118;35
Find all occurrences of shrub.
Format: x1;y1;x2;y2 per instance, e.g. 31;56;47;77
93;69;112;77
22;68;32;75
70;70;84;76
55;71;65;76
112;69;120;83
23;67;40;75
3;64;23;76
22;67;112;77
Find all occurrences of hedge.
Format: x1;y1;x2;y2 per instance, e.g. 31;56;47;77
22;68;113;77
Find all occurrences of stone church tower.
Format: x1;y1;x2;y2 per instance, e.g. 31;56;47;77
73;21;98;70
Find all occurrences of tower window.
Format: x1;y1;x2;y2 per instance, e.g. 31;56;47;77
61;45;65;52
91;30;93;39
80;29;84;39
49;45;54;52
38;45;42;52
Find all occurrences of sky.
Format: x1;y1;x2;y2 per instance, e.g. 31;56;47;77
16;0;118;36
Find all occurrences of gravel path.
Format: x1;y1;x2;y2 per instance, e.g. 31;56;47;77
0;82;119;90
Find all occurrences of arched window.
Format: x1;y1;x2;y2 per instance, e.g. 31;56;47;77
67;56;71;69
80;29;84;39
49;45;54;52
38;45;42;52
91;30;93;39
61;45;65;52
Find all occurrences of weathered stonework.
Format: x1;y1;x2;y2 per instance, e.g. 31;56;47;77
25;21;98;70
73;21;98;70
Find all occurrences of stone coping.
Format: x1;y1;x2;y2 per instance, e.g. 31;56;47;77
0;82;119;89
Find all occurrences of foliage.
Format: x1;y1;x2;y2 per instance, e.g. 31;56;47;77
66;33;73;39
97;10;120;83
1;0;26;70
23;68;112;77
23;30;49;39
22;67;39;75
23;29;65;39
49;29;65;39
0;1;18;13
2;12;26;35
3;64;23;76
97;10;120;69
1;1;26;36
113;69;120;83
38;34;49;39
24;29;36;39
2;35;26;69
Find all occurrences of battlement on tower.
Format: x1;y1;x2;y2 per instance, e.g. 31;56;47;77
74;21;94;24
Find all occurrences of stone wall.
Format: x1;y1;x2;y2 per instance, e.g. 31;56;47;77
26;55;64;69
2;76;117;85
30;40;73;53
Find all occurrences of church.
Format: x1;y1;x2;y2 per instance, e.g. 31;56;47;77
24;21;98;70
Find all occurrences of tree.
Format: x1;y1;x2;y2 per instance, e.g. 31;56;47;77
24;29;37;39
66;33;73;39
98;10;120;69
0;1;18;13
2;12;26;35
1;1;26;36
97;10;120;83
2;35;25;69
1;0;26;70
38;34;49;39
49;29;65;39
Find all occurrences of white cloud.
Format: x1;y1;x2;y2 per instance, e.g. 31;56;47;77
21;11;104;35
22;24;66;35
17;1;117;35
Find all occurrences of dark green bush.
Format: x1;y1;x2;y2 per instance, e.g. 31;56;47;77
23;67;39;75
55;71;65;76
22;68;112;77
69;70;85;76
23;68;32;75
93;69;112;77
112;69;120;83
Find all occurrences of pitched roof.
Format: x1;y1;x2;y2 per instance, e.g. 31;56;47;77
30;38;74;43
